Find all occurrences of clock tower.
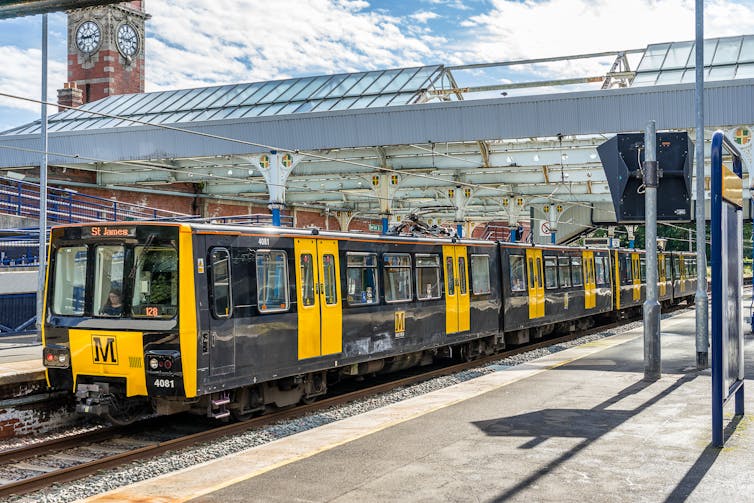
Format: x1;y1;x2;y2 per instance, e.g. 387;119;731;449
58;1;149;109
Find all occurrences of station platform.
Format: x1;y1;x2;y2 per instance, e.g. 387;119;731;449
0;335;43;388
79;305;754;503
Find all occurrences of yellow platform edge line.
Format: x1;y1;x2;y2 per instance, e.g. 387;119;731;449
79;314;687;503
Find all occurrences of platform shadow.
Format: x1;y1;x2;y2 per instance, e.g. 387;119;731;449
473;374;700;502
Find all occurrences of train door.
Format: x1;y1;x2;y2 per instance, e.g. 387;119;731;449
583;251;596;309
525;248;545;319
294;238;343;359
631;253;641;301
207;246;235;377
442;245;470;334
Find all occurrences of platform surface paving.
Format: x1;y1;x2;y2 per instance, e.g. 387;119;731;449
81;307;754;503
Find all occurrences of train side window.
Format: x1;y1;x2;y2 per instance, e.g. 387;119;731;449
300;254;315;307
510;255;526;292
52;246;88;316
383;253;412;303
571;257;583;287
210;248;232;318
131;245;178;319
446;257;456;296
558;257;571;287
535;257;543;288
664;257;672;280
458;256;468;295
322;254;337;305
594;255;609;286
544;257;557;289
640;258;647;281
256;250;289;313
470;254;491;295
93;245;125;317
416;254;441;300
346;252;379;305
623;256;632;284
527;258;535;289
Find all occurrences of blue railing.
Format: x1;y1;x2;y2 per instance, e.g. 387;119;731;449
0;177;191;223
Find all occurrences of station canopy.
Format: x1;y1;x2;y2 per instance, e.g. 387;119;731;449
1;35;753;241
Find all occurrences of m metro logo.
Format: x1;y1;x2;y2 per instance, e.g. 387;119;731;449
91;335;118;365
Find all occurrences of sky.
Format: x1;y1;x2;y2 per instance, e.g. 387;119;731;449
1;0;754;132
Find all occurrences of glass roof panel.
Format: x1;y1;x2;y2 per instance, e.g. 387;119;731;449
321;73;367;98
708;65;736;81
367;93;397;107
222;83;263;107
363;69;402;95
688;39;718;67
736;62;754;79
310;98;339;112
193;85;237;110
164;87;209;112
276;77;316;102
343;72;381;96
403;66;441;90
309;75;347;99
382;67;420;93
118;92;159;116
257;102;286;116
238;81;279;106
712;37;742;65
91;93;136;115
139;90;182;114
180;86;225;111
631;72;658;87
636;43;670;71
329;96;359;111
656;69;684;85
741;36;754;63
208;85;246;108
348;95;376;110
258;80;295;103
245;104;277;117
681;69;696;84
388;92;419;106
288;75;331;101
277;101;306;114
663;41;693;69
142;89;191;114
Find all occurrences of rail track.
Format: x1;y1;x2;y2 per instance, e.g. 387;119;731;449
0;305;689;499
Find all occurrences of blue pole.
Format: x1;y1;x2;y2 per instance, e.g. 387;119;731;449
710;132;723;447
629;239;635;249
456;224;463;238
381;217;388;235
271;207;281;227
551;232;556;245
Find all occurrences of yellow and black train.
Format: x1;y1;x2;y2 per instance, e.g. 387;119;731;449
41;222;696;423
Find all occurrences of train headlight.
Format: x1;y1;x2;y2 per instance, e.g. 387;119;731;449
149;357;159;370
43;346;70;369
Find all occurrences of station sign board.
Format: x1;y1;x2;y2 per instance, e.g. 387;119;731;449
710;130;745;447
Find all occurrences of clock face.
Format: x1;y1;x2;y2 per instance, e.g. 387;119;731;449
117;23;139;58
76;20;101;54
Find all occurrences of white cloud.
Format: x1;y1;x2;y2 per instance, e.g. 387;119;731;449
0;46;66;113
145;0;442;91
411;11;441;23
450;0;754;77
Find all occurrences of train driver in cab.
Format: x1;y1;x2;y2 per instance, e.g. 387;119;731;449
101;288;124;316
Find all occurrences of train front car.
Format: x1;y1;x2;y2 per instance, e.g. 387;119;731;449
42;223;194;424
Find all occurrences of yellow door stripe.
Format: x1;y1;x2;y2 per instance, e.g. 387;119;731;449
178;224;198;398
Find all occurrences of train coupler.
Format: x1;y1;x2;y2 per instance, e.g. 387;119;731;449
75;382;112;416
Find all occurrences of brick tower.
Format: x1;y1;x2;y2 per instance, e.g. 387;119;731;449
58;1;149;109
